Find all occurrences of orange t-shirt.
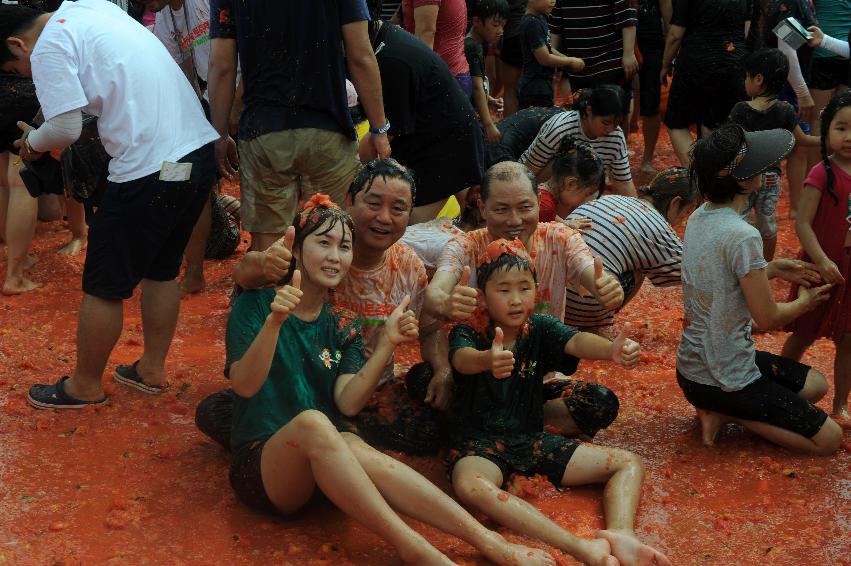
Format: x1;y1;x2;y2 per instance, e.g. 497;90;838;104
435;222;594;319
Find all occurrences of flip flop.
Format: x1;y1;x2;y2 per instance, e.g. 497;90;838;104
27;376;108;410
113;361;167;395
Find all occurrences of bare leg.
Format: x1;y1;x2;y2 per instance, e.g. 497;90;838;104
667;128;694;167
833;333;851;421
64;293;124;400
344;434;555;566
2;157;39;295
0;152;8;244
452;456;617;566
134;279;181;388
261;411;453;565
179;195;212;295
500;61;521;118
410;198;448;225
780;331;815;362
564;445;672;566
640;114;661;174
786;144;807;218
58;197;88;256
542;398;581;436
37;194;63;221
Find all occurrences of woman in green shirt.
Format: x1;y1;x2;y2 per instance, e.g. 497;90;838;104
226;194;554;566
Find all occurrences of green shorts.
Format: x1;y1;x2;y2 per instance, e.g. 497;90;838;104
238;128;359;234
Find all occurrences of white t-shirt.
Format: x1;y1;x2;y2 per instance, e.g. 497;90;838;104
154;0;211;83
31;0;218;182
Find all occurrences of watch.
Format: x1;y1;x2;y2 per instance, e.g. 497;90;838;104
369;121;391;135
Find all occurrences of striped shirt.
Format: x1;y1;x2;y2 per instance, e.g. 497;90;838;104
549;0;637;83
563;195;683;328
519;109;632;184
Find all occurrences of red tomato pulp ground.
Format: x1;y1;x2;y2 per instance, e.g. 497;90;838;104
1;128;850;566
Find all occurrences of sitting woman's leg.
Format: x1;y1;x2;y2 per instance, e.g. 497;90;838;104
451;455;617;566
342;433;555;566
258;410;452;565
562;444;671;566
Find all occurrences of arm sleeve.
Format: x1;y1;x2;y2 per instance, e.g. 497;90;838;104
612;0;638;29
224;291;271;377
778;38;811;100
730;231;768;279
523;17;549;51
465;39;484;78
819;33;851;59
448;324;483;368
670;0;689;28
643;227;684;286
803;160;828;193
27;108;83;152
435;233;477;284
558;225;596;288
337;319;366;375
520;113;562;170
30;41;88;122
340;0;371;25
606;131;633;183
537;315;580;376
209;0;237;39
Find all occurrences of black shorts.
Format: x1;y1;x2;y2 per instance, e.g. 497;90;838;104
638;47;663;116
809;56;849;91
82;143;215;299
500;34;523;68
676;351;828;438
664;64;745;129
229;439;280;516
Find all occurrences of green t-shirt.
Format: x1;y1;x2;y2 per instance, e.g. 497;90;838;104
226;289;365;453
448;314;579;441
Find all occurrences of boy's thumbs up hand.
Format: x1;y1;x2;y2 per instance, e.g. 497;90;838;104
490;327;515;379
449;265;478;321
611;322;640;369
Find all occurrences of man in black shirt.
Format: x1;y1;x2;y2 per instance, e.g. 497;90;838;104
208;0;390;257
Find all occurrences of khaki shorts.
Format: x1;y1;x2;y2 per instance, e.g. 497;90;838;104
238;128;359;234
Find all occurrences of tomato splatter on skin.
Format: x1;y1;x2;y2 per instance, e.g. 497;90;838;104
1;130;846;566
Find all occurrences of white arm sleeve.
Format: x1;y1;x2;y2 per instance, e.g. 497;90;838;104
820;34;851;59
27;108;83;153
778;40;810;101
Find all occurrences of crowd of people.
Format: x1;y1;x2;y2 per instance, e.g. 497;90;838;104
1;0;849;564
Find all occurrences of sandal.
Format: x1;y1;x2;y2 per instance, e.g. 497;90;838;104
113;361;167;395
27;376;108;409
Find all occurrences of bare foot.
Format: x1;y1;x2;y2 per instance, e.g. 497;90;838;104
58;236;87;256
2;276;40;295
575;537;619;566
697;409;728;446
832;405;851;430
483;535;556;566
596;529;672;566
179;268;206;296
640;162;658;175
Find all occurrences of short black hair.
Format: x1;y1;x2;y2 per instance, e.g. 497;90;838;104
480;161;537;202
471;0;510;21
0;5;42;64
348;158;416;204
638;166;701;217
742;48;789;97
477;252;536;291
573;84;630;119
689;124;750;204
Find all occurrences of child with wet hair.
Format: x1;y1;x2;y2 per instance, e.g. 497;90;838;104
448;239;671;566
537;135;604;225
729;47;821;260
223;194;556;566
678;124;842;455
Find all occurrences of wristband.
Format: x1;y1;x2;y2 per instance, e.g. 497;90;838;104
369;120;391;135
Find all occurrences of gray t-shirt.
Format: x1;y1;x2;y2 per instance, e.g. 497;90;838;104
677;205;768;391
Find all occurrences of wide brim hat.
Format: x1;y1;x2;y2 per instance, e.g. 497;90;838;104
725;128;796;180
